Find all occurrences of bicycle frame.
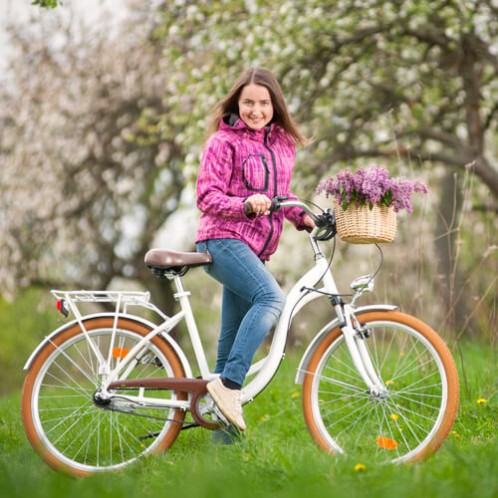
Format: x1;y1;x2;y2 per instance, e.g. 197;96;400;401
21;197;460;473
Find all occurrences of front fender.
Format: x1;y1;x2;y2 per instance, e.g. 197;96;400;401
295;305;398;384
23;312;192;378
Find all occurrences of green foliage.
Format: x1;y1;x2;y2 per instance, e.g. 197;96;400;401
31;0;60;8
2;347;498;498
0;290;60;395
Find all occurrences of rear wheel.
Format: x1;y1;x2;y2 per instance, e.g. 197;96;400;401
21;317;187;476
302;311;459;463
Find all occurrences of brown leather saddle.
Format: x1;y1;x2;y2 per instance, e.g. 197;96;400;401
144;249;212;277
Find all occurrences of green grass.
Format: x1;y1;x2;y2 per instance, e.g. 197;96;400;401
2;346;498;498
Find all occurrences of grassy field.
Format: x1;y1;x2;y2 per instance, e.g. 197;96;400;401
1;343;497;498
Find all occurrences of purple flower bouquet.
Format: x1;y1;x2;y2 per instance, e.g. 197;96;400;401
316;165;428;243
316;165;428;213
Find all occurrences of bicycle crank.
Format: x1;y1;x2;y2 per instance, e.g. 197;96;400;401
106;377;224;429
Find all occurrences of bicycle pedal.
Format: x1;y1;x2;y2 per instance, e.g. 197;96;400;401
211;403;230;427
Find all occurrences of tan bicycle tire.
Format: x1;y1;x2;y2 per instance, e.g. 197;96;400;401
302;310;459;463
21;317;187;476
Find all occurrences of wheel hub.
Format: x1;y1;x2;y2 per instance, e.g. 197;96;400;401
93;388;111;407
368;388;390;400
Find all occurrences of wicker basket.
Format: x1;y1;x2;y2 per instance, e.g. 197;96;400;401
334;201;397;244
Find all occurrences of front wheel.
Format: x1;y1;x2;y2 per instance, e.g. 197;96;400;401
302;311;459;463
21;317;187;476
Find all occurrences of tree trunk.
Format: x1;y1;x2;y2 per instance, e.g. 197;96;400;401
434;171;472;334
141;272;176;319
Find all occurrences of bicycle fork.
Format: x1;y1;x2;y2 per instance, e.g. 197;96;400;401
339;304;388;398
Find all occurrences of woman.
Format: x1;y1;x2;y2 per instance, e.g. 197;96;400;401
196;67;314;432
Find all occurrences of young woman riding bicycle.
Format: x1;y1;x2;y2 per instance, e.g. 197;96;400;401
196;67;314;431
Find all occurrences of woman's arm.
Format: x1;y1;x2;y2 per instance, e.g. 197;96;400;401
196;136;247;219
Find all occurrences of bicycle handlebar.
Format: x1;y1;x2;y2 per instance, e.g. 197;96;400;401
244;196;337;241
244;196;315;218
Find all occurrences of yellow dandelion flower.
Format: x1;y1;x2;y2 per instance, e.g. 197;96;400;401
477;397;487;405
390;413;399;421
385;379;394;386
354;463;366;472
258;414;270;423
450;431;461;439
291;391;300;399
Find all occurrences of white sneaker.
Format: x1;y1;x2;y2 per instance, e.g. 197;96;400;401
207;377;246;432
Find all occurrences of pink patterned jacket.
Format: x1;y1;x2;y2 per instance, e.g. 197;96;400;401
195;115;307;260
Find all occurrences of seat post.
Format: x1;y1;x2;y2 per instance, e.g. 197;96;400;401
171;274;188;301
170;274;211;378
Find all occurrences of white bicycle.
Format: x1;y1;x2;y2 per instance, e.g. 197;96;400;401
21;198;459;476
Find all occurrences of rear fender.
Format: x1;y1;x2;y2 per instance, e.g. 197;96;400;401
23;312;192;378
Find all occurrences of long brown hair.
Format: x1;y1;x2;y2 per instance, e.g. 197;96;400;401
208;67;311;146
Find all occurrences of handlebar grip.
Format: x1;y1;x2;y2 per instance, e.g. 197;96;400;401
244;196;289;215
244;202;252;215
270;196;289;213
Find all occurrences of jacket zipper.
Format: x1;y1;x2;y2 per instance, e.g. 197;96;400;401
257;128;278;258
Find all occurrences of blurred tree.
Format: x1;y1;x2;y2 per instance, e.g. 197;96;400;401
151;0;498;196
150;0;497;333
0;9;187;312
269;0;498;331
4;0;497;335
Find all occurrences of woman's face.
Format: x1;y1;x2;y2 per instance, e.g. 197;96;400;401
237;83;274;130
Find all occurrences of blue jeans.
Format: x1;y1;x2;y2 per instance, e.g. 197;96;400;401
196;239;286;386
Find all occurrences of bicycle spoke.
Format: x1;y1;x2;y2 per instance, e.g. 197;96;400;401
46;339;99;388
319;391;372;423
315;373;367;395
48;403;96;446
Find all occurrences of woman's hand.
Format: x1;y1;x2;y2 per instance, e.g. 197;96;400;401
302;215;315;232
245;194;272;216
